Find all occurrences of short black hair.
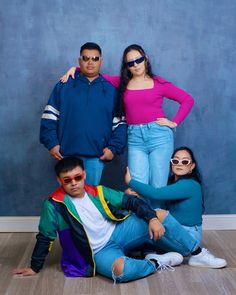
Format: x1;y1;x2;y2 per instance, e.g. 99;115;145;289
55;157;84;177
80;42;102;55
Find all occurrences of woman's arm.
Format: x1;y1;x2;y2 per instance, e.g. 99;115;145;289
60;67;77;82
101;74;120;88
128;178;193;201
60;67;121;88
158;78;194;125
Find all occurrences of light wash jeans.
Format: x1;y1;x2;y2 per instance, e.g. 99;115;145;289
128;122;174;208
94;213;199;283
182;225;202;248
80;157;104;185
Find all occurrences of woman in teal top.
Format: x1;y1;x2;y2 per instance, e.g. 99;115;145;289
127;147;202;228
125;146;227;268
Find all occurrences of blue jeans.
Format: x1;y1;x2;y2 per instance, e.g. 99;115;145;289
94;213;198;283
80;157;104;185
128;122;174;208
182;225;202;248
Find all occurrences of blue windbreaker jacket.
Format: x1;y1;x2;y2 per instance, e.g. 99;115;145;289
40;73;127;157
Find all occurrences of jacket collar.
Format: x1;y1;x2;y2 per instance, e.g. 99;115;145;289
50;184;99;202
75;72;105;84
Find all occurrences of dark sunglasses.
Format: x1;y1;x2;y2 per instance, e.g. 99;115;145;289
80;55;101;62
126;56;145;68
60;173;85;185
171;158;192;166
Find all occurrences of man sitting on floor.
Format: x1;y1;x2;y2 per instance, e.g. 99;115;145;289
13;157;200;283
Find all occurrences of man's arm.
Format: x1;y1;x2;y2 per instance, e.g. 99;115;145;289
121;194;165;240
40;83;62;159
31;232;54;273
100;186;165;240
13;233;53;276
105;116;127;157
13;200;57;276
101;186;158;221
122;193;156;221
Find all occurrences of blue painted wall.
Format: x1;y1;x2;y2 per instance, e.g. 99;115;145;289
0;0;235;215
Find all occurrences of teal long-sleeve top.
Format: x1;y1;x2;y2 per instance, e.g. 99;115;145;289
129;178;203;226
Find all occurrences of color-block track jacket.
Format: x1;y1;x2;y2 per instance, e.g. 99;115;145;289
30;185;157;277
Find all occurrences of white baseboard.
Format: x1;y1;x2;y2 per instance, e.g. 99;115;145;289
0;217;40;232
0;215;236;232
202;214;236;230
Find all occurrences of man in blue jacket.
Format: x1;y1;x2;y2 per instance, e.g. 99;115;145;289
40;42;127;185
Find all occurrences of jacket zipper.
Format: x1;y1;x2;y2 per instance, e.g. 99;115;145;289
53;198;96;277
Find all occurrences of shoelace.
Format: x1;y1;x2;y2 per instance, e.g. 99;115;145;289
157;263;175;273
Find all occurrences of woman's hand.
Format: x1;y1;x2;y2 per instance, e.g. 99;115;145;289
124;187;139;196
124;167;131;185
156;118;177;129
60;67;77;83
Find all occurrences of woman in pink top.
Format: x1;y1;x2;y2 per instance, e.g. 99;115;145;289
61;44;194;207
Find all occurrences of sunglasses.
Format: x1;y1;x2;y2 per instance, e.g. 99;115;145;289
60;173;85;185
126;56;145;68
171;158;192;166
80;55;101;62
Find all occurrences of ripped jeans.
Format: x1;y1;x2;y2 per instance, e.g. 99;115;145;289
94;213;199;283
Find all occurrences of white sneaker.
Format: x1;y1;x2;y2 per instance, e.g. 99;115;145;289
145;252;183;271
188;248;227;268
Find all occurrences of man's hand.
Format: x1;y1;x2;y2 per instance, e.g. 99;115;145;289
156;118;177;129
60;66;76;83
49;145;63;160
148;218;165;241
12;267;37;277
100;148;114;161
124;167;131;185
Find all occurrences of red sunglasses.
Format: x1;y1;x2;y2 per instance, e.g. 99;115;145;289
60;173;85;185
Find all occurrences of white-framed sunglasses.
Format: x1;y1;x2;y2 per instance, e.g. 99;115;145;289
171;158;192;166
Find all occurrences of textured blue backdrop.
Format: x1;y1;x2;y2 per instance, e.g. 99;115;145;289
0;0;235;215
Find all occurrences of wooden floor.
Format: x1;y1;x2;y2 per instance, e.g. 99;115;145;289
1;231;236;295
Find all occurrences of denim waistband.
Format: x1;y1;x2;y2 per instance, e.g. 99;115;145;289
128;121;157;128
128;121;172;130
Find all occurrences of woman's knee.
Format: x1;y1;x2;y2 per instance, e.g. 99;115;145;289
156;209;168;223
112;257;124;277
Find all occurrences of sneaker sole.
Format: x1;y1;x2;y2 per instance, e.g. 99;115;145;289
188;261;227;268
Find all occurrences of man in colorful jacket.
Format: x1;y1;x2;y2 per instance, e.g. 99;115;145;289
40;42;127;185
13;157;199;283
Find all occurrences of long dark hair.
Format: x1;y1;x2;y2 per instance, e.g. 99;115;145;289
115;44;155;117
168;146;202;184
